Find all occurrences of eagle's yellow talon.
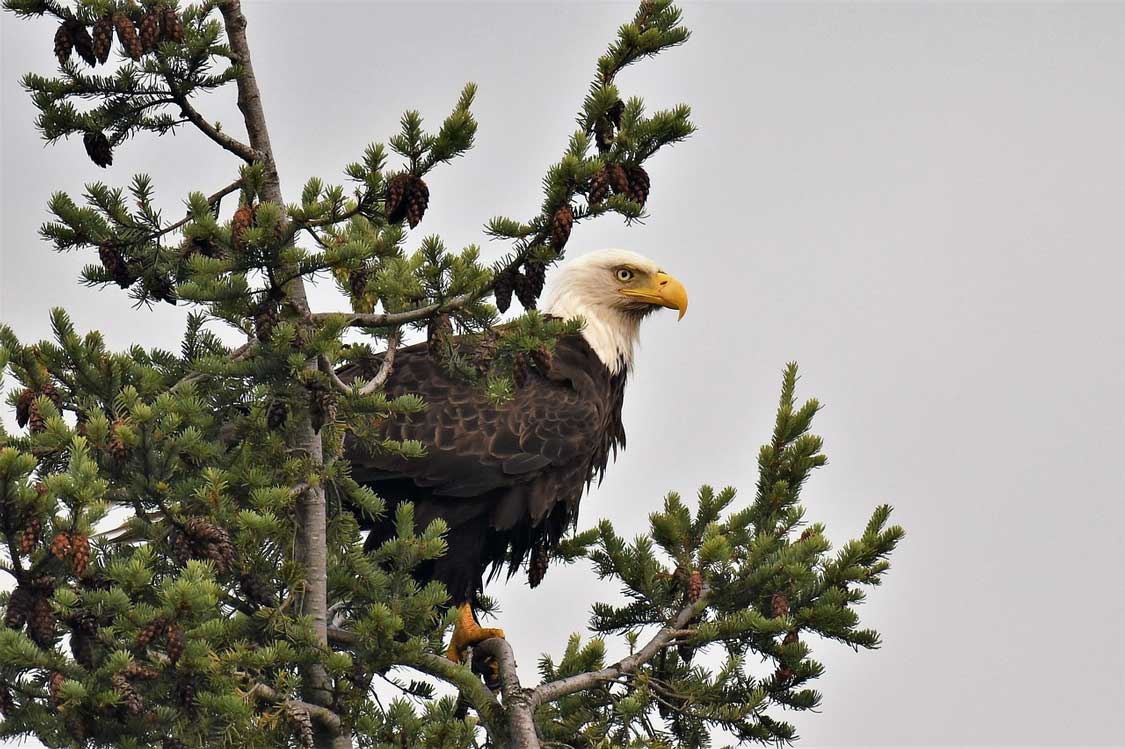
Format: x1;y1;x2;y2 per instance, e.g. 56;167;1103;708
446;603;506;663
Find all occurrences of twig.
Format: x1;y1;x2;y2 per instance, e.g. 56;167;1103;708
531;590;709;707
244;681;342;735
155;178;244;239
318;354;352;395
357;329;399;396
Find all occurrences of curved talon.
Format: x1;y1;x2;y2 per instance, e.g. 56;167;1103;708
445;602;506;662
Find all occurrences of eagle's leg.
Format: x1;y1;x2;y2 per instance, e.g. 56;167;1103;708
445;602;506;662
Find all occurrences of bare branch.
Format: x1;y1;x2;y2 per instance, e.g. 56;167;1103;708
357;328;399;396
156;178;244;239
168;80;260;163
245;681;342;735
318;354;352;395
531;594;708;707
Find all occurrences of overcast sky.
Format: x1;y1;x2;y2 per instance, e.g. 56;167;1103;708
3;2;1125;746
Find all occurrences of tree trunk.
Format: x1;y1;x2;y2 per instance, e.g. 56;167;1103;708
217;3;343;747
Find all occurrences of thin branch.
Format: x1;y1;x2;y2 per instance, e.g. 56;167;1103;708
531;591;709;707
245;681;342;735
155;178;244;239
318;354;352;395
311;294;476;330
168;80;259;163
357;328;398;396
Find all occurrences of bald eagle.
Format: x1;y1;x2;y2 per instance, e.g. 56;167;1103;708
347;249;687;659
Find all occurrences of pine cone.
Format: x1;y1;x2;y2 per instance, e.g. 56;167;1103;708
136;616;167;650
231;204;254;249
4;586;34;629
524;260;547;299
349;266;369;300
284;702;314;749
49;671;65;707
253;301;278;343
15;388;34;428
770;592;789;618
176;677;196;712
266;400;288;431
146;275;177;305
587;169;610;206
28;596;57;647
115;14;143;60
139;9;161;53
161;6;184;43
51;532;73;560
594;117;614;151
384;173;411;223
473;332;500;376
550;204;573;249
428;313;454;363
92;16;114;64
69;625;96;669
513;271;537;310
69;21;97;66
84;131;113;168
19;518;41;555
512;352;530;388
530;345;552;375
606;163;631;196
165;623;185;664
238;572;275;607
782;630;800;646
172;517;235;575
27;399;47;433
54;22;74;65
99;243;135;287
527;543;549;588
798;528;813;542
308;382;335;434
183;234;221;259
687;570;703;603
123;663;159;680
405;177;430;229
606;99;625;129
109;419;128;462
111;672;144;715
72;534;91;575
493;269;514;313
624;165;650;206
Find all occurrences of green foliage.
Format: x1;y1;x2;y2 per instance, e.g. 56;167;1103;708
0;2;901;748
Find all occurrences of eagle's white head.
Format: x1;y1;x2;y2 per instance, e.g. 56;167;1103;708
542;249;688;374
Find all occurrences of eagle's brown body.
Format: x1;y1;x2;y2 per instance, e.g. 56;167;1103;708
347;332;627;603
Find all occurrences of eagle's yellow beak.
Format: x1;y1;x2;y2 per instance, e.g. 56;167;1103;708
621;271;689;320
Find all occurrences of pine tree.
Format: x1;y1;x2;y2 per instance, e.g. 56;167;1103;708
0;2;902;748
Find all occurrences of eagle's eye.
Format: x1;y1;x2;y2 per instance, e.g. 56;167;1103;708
615;268;634;282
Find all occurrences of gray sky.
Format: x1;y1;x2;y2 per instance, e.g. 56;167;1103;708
3;1;1125;746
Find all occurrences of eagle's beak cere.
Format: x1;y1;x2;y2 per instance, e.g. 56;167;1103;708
622;272;689;320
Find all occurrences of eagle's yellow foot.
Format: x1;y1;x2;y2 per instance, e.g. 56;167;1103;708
445;602;506;662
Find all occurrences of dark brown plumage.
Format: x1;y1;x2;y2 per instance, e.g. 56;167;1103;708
346;330;626;603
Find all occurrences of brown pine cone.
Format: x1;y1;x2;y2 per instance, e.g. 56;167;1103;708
99;243;135;287
252;301;278;343
308;383;335;434
530;345;552;375
284;702;314;749
145;275;177;305
512;352;530;388
524;260;547;299
238;572;275;607
69;626;96;669
231;204;254;249
493;269;515;313
513;271;537;310
136;616;167;650
69;21;97;66
405;177;430;229
687;570;703;603
115;14;143;60
473;332;499;376
72;534;91;575
770;592;790;618
165;623;185;664
54;22;74;65
266;400;288;431
93;15;114;63
798;528;813;542
15;388;34;428
161;6;184;43
606;99;625;129
19;518;41;555
83;131;113;168
782;630;800;646
27;399;47;433
109;419;128;461
28;596;57;647
588;169;610;206
594;118;614;151
139;9;161;53
349;266;369;300
123;663;159;680
49;671;65;707
551;204;573;250
624;165;650;206
384;173;411;224
606;163;631;196
111;672;144;715
183;234;221;259
527;543;549;588
176;677;196;711
172;517;235;575
51;532;73;560
4;586;34;629
427;313;454;362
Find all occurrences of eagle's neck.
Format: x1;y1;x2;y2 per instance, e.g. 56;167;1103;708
543;291;641;375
